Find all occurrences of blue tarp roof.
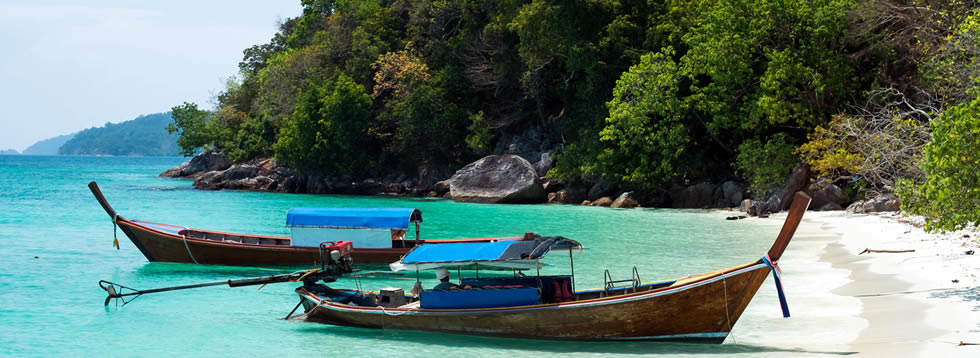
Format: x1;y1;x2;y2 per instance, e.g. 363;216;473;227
286;208;422;229
390;237;582;271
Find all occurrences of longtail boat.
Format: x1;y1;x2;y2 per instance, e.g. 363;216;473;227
291;192;812;342
88;182;524;266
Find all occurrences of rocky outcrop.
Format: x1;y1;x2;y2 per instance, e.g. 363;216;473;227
587;179;617;201
590;196;613;207
160;151;231;178
846;194;901;213
770;166;812;211
669;182;716;208
805;179;844;210
610;192;640;208
448;155;545;204
720;180;746;207
533;151;554;177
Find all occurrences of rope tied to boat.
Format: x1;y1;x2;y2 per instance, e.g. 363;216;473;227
762;254;790;318
181;227;200;264
111;213;119;250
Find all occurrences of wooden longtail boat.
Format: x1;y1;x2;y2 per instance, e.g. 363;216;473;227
88;182;523;266
292;192;812;343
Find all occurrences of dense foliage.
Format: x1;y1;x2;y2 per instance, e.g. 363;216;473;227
170;0;980;228
60;113;178;156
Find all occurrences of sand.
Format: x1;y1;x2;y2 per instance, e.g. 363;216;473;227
733;210;980;357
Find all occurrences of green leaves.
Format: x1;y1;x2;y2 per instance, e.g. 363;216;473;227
898;95;980;232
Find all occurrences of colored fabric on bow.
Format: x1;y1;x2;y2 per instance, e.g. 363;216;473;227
762;254;790;318
112;213;120;250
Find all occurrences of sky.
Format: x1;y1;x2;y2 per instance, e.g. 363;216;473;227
0;0;302;152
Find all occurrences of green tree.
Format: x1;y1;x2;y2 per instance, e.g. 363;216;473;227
274;73;373;174
167;102;215;156
897;96;980;232
735;133;799;197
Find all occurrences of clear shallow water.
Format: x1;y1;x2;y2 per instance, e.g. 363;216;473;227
0;155;794;357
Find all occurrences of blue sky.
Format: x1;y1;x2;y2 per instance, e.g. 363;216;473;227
0;0;301;151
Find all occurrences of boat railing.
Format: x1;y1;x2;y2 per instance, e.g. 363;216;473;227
603;267;641;296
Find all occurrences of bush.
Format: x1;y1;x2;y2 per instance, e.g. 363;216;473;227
896;96;980;232
735;133;799;197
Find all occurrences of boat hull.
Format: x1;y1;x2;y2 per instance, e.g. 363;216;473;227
118;220;407;265
296;262;772;342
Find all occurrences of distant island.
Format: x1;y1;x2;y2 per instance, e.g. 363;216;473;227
0;149;18;155
58;113;179;156
22;133;76;155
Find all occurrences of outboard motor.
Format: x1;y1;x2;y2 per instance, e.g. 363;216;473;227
318;241;354;279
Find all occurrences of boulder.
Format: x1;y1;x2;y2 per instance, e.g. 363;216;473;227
670;182;716;208
720;181;746;207
587;178;617;201
819;202;844;211
776;166;812;211
541;178;563;193
738;199;753;213
431;180;451;195
591;196;613;207
805;179;844;210
160;151;231;178
548;190;581;204
581;200;592;206
448;155;545;204
635;188;670;208
610;192;640;209
747;200;769;216
846;194;901;213
532;151;554;177
765;196;782;214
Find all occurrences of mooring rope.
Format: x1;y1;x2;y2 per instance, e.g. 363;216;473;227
111;213;120;250
723;277;736;344
181;228;200;264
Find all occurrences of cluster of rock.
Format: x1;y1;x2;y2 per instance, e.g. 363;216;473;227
161;150;903;214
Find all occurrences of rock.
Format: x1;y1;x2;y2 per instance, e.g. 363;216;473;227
587;178;617;201
738;199;753;212
776;166;812;211
610;192;640;209
670;182;716;208
532;151;554;177
591;196;613;207
846;194;901;213
547;192;558;203
581;200;592;206
721;181;746;207
747;200;769;216
818;202;843;211
635;188;670;207
448;155;545;204
541;178;564;193
160;151;231;178
805;179;844;210
765;196;782;214
432;180;451;195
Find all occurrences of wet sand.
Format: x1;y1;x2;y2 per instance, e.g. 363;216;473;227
739;211;980;357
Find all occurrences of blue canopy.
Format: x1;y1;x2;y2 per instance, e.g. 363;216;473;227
390;237;581;271
286;208;422;229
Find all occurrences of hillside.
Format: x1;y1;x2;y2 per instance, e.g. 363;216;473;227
22;133;76;155
0;149;18;155
59;113;178;156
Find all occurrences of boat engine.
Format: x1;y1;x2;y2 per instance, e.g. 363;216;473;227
316;241;354;282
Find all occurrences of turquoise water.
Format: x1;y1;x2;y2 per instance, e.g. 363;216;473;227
0;155;789;357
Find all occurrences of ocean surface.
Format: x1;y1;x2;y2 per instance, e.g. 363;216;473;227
0;155;801;357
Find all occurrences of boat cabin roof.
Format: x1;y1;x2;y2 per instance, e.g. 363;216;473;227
286;208;422;229
389;236;581;271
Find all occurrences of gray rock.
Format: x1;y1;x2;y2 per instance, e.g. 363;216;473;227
636;189;670;208
765;196;782;214
532;151;554;177
432;180;451;195
721;181;746;206
819;202;844;211
747;200;769;216
610;192;640;209
591;196;613;207
805;179;844;210
587;178;618;201
738;199;753;212
846;194;901;213
670;182;717;208
777;166;811;211
160;151;231;178
541;177;563;193
448;155;545;204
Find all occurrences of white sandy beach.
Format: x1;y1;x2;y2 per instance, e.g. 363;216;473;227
730;210;979;357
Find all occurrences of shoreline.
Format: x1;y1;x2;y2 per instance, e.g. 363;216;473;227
743;211;979;356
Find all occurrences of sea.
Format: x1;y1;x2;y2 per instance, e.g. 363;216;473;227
0;155;808;357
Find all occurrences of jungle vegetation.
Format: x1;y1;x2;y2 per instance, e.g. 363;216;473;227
168;0;980;231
